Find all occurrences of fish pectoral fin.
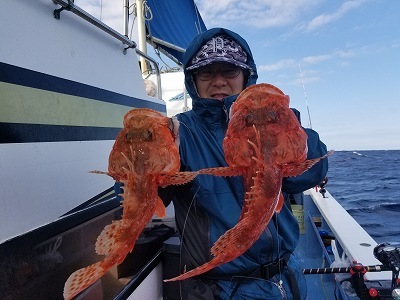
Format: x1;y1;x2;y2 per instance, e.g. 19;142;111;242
160;167;241;188
198;166;241;177
159;171;198;187
89;170;109;176
276;192;284;213
282;150;334;177
155;196;166;218
281;160;316;177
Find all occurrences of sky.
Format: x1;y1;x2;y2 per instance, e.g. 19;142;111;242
77;0;399;151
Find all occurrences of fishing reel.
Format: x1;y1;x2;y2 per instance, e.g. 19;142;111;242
318;177;328;198
303;243;400;299
374;243;400;272
374;243;400;299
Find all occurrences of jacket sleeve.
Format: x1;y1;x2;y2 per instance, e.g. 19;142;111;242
282;128;329;194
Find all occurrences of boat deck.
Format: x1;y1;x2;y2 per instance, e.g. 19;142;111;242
295;191;351;300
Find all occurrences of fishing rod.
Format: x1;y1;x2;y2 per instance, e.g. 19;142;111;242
298;64;313;129
303;264;390;275
303;243;400;299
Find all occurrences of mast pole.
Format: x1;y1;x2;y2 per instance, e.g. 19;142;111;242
123;0;129;37
136;0;148;75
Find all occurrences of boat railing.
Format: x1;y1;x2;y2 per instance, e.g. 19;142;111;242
136;48;162;99
53;0;135;48
52;0;162;99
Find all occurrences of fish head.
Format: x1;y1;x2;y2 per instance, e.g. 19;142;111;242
224;84;308;168
108;108;180;180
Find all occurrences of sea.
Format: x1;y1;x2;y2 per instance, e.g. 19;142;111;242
325;150;400;245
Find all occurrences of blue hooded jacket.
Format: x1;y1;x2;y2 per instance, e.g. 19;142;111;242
161;28;328;299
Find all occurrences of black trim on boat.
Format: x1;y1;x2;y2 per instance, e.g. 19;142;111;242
0;122;121;143
0;196;120;259
114;250;162;300
62;187;117;216
0;62;166;110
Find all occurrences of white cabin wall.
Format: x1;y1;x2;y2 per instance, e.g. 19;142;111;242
0;0;157;102
0;141;114;243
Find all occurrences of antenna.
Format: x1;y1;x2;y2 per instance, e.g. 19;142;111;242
299;65;313;129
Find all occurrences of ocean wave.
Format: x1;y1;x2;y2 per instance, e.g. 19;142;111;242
323;150;400;243
347;202;400;214
352;151;366;156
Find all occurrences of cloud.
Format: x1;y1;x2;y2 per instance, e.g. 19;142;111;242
75;0;367;35
195;0;320;28
76;0;127;32
391;39;400;49
258;58;297;71
302;54;332;64
259;48;355;73
303;0;366;32
302;49;354;64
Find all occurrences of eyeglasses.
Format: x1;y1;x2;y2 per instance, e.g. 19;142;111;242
194;66;242;81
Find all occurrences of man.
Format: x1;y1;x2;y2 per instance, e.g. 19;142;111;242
160;28;329;299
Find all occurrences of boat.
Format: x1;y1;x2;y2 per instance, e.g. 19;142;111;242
1;1;399;299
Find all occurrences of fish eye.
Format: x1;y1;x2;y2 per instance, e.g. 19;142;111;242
125;129;153;141
245;114;255;126
265;111;277;123
144;130;153;141
125;132;133;141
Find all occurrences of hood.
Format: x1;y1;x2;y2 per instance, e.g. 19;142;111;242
183;28;258;105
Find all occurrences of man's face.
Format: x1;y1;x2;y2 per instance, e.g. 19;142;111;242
193;63;245;101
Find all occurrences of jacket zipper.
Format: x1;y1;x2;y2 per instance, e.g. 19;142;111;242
222;103;229;134
222;103;228;124
272;279;287;299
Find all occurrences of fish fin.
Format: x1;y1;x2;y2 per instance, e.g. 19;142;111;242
95;220;126;255
276;192;284;213
282;150;334;177
281;160;318;177
155;196;166;218
159;171;198;187
89;170;109;175
164;260;217;282
198;166;241;177
63;261;105;300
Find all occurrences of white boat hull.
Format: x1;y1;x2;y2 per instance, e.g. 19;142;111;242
0;0;165;242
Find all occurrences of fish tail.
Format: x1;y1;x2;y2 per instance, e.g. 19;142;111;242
64;218;140;299
163;259;219;282
210;221;253;257
165;218;265;282
64;251;128;300
63;261;105;300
